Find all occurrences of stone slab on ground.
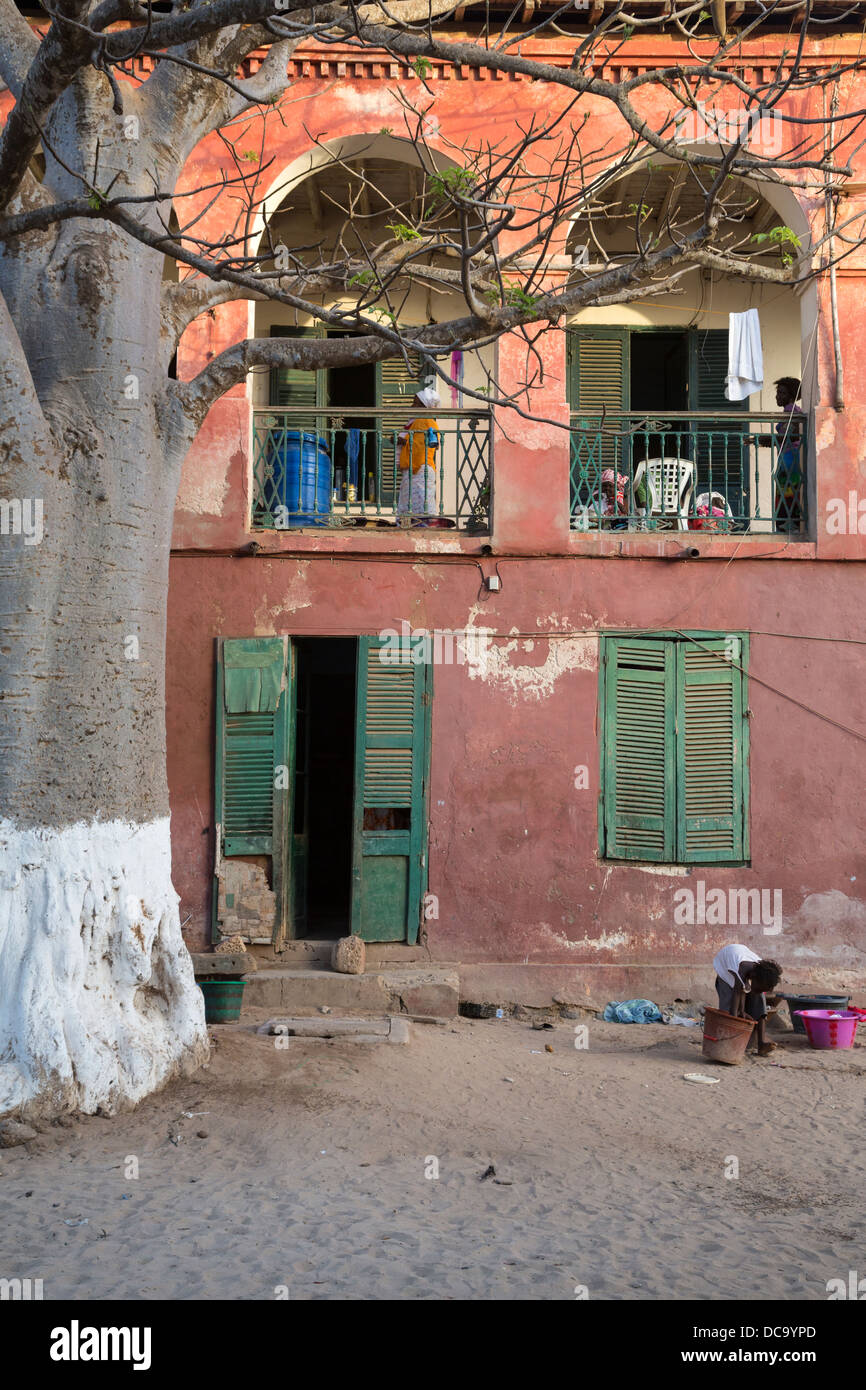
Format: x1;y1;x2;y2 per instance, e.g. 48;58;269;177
255;1015;410;1045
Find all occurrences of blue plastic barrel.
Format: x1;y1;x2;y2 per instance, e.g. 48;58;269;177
267;430;331;527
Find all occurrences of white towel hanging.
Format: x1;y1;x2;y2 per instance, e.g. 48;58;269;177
725;308;763;401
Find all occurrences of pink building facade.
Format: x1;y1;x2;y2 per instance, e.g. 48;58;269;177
166;31;866;1006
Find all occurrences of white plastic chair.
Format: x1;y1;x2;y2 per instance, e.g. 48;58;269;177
633;457;696;530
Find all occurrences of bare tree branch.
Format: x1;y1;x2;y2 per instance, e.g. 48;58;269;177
0;0;41;100
0;0;95;212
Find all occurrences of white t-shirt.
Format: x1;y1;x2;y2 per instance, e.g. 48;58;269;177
713;943;761;989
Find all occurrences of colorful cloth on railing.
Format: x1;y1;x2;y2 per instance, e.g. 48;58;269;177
398;416;440;474
347;429;361;489
397;463;437;518
600;468;629;515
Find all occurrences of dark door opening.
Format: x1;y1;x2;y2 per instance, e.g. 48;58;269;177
327;332;378;504
293;637;356;938
629;331;689;464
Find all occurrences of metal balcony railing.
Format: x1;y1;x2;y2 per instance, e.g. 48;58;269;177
569;411;808;535
252;407;491;532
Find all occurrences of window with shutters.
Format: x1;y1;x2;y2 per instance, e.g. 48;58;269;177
568;327;802;534
599;632;749;865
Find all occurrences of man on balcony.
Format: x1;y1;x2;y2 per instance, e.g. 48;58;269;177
768;376;805;532
397;386;441;525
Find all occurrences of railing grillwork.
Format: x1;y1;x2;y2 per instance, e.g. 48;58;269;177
252;407;492;532
569;411;807;536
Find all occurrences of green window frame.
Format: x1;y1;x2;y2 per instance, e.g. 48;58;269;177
599;632;749;865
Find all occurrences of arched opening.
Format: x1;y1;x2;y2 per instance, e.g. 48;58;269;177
249;137;493;533
564;160;815;535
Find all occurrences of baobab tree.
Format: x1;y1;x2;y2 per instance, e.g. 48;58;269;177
0;0;861;1117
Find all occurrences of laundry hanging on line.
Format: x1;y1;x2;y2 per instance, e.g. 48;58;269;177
725;308;763;401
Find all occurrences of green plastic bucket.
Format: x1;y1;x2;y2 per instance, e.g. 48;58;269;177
198;978;245;1024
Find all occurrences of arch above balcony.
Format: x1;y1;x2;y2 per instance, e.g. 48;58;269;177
563;157;817;411
248;133;464;260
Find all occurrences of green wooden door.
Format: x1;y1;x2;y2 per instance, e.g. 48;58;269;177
269;325;325;410
290;653;310;935
350;634;430;942
214;636;293;941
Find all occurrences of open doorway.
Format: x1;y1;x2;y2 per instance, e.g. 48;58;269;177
629;331;689;464
629;331;689;413
293;638;356;938
327;342;378;506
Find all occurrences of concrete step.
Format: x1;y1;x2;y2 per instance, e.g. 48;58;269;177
242;964;459;1018
249;940;443;969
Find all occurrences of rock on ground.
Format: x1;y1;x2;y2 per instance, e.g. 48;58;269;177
0;1120;38;1148
332;935;366;975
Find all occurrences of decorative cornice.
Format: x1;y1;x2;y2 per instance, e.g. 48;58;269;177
116;37;855;85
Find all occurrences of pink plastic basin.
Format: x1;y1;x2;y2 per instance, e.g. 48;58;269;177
795;1009;861;1050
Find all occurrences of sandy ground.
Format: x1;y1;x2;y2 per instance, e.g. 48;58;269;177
2;1010;865;1301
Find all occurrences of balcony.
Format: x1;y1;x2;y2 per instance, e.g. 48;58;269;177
569;412;807;536
252;407;491;532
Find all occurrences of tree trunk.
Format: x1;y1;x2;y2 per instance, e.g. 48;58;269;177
0;90;209;1116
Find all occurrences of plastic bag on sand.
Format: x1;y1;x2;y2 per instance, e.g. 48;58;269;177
603;999;663;1024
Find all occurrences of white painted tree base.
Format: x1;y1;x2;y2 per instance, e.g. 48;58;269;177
0;817;209;1118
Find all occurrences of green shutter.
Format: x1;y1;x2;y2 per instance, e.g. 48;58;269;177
351;634;429;942
568;329;629;414
215;638;288;857
568;329;629;475
269;326;323;408
376;352;425;504
602;637;676;862
601;633;748;865
689;327;745;511
677;637;746;863
691;328;733;413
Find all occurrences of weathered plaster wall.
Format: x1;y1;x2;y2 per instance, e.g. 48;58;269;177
168;554;866;994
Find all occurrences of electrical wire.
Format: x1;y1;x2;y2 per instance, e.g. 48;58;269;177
675;630;866;745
